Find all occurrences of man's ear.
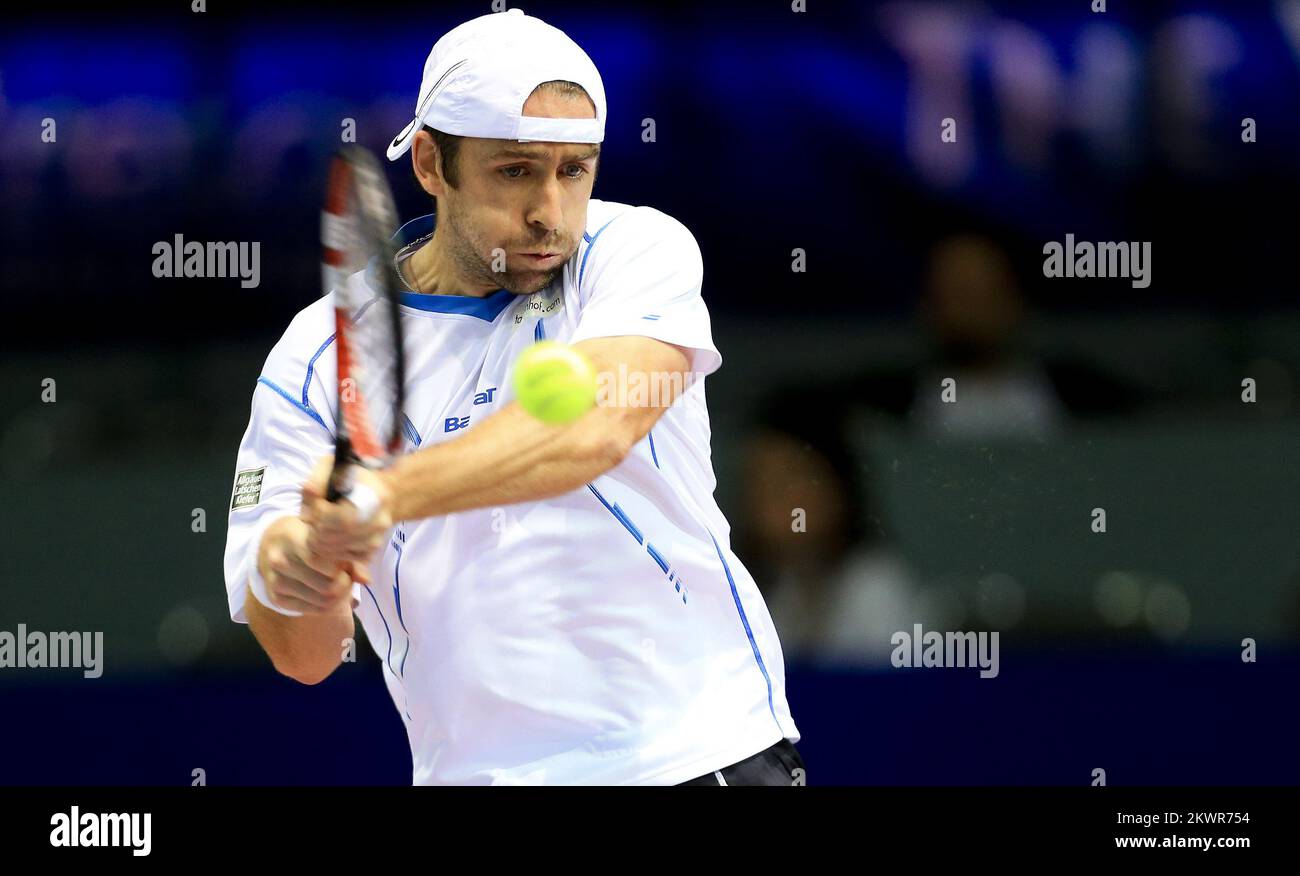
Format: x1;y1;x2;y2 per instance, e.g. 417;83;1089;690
411;131;446;199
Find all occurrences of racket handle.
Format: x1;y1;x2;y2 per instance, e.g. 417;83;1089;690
344;481;382;523
326;463;380;522
325;440;379;521
325;475;346;503
326;437;354;503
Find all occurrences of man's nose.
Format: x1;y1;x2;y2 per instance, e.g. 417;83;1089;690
526;174;564;233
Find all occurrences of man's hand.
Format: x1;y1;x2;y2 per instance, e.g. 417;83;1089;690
256;515;368;615
300;457;395;567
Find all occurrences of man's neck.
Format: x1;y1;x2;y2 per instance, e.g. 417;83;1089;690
404;227;498;298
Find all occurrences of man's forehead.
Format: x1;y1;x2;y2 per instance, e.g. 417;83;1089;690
477;141;602;161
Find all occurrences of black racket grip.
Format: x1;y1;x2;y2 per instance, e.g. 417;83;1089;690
326;437;354;503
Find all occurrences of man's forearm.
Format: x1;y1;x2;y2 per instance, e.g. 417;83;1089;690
245;584;354;685
383;400;634;523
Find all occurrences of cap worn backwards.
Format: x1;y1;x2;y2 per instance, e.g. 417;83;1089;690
386;8;607;161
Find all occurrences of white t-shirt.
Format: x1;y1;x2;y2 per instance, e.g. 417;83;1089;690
223;199;800;785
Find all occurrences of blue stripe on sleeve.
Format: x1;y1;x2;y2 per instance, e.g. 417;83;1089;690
577;214;625;293
256;376;331;436
303;334;337;407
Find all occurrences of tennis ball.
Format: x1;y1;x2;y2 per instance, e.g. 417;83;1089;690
512;341;599;424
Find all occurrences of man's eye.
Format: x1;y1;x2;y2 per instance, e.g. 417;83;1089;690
500;165;585;180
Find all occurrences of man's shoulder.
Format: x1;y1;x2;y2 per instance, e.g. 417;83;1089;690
579;200;702;282
258;290;339;396
585;199;697;243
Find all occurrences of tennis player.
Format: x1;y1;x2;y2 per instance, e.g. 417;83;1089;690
223;9;803;786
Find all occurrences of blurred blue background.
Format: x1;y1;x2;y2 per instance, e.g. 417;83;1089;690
2;0;1299;784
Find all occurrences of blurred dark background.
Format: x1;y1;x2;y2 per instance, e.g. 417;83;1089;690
1;0;1298;784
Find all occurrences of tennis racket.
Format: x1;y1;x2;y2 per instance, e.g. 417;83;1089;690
320;144;406;520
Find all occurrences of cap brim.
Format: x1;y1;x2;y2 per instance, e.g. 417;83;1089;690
386;117;421;161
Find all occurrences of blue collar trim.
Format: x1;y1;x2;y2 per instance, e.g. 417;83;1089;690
391;213;515;321
398;287;517;319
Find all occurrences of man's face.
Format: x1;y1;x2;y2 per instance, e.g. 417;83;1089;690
437;91;600;295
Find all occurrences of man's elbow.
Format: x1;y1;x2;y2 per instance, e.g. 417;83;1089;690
272;654;341;686
245;591;350;685
583;417;637;471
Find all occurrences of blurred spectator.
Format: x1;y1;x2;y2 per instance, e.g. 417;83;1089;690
852;233;1150;440
737;234;1159;666
736;387;927;668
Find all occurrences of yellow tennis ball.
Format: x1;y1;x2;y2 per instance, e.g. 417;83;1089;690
512;341;599;424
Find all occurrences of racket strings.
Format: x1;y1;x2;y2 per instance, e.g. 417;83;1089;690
322;148;406;467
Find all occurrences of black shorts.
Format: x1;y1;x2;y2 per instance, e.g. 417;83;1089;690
676;738;806;786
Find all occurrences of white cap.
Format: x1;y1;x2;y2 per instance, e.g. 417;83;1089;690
386;8;606;161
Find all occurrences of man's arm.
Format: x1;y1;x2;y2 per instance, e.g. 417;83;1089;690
390;336;689;519
302;336;691;556
246;515;358;685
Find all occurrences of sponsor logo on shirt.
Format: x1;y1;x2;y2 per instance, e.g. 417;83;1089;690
443;387;498;431
512;285;565;326
231;466;266;510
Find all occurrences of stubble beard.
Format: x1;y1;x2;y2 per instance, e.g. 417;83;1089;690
444;202;571;296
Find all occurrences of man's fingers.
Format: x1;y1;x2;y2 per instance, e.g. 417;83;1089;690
325;567;356;597
307;456;333;493
307;517;387;556
315;503;361;532
292;554;345;591
267;573;331;610
303;513;362;553
298;460;392;576
303;536;368;571
301;456;334;516
331;568;358;593
307;511;360;548
273;593;327;615
293;540;371;590
290;534;370;591
270;567;354;609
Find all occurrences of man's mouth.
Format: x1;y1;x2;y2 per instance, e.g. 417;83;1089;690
519;251;563;268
